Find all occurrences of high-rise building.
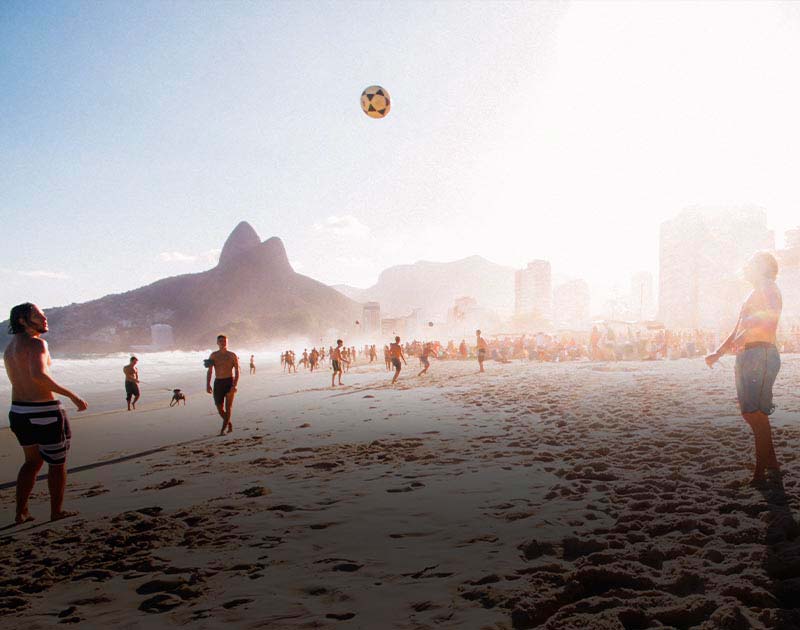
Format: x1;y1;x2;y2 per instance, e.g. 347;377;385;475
150;324;174;348
515;260;552;323
629;272;654;320
658;207;774;329
553;280;590;330
776;228;800;329
362;302;381;337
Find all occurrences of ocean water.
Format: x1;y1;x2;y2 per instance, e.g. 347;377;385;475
0;349;279;428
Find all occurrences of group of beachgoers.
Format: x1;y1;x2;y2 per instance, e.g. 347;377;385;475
2;252;787;527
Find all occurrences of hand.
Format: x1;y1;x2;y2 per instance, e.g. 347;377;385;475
72;396;88;412
232;387;238;394
704;352;720;369
207;385;213;394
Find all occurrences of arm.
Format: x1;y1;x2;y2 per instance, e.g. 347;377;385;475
232;355;240;390
705;314;742;368
206;354;214;393
31;340;87;411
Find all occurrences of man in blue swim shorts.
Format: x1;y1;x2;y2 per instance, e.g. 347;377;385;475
706;252;782;485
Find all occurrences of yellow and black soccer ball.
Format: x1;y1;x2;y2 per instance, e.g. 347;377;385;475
360;85;391;119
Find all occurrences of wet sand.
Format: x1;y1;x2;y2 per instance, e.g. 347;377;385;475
1;356;800;628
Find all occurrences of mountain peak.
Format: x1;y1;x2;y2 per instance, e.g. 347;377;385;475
218;221;261;267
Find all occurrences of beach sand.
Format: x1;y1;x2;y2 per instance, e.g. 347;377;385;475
1;356;800;628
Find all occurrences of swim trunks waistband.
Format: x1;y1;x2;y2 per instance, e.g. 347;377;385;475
744;342;775;350
10;400;62;413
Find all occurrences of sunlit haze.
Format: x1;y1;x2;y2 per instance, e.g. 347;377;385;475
2;1;800;317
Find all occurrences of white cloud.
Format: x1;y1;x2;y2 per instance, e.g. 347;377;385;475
0;268;70;280
313;215;370;238
158;249;220;264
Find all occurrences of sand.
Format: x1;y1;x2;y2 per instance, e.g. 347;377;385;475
1;356;800;629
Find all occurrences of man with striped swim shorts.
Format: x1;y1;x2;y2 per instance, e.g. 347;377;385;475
3;303;87;524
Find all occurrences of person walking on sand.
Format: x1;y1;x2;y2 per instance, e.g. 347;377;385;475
389;336;407;384
3;303;87;524
123;356;140;410
476;330;488;372
249;354;256;375
331;339;349;387
206;334;240;436
705;252;783;485
418;341;432;376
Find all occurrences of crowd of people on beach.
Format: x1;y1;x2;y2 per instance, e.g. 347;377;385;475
1;251;791;528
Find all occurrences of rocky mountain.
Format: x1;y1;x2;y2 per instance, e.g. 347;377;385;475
1;222;362;353
334;256;516;319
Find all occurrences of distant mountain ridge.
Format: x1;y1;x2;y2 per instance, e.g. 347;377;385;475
1;222;361;353
334;255;516;319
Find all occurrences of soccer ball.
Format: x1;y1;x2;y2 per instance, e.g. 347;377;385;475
361;85;391;119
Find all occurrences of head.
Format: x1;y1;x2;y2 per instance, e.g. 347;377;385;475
130;356;138;366
476;329;481;337
337;339;343;347
395;336;400;343
217;334;227;350
743;251;778;285
8;303;47;336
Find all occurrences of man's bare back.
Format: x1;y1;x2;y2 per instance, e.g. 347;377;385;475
5;335;59;403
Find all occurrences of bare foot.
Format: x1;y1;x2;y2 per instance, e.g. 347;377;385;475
15;512;35;525
50;510;78;522
226;424;233;434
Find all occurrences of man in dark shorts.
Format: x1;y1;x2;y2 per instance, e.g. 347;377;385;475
206;334;240;436
389;336;407;384
706;252;782;485
3;303;87;524
418;342;432;376
123;356;140;410
476;330;488;373
331;339;349;387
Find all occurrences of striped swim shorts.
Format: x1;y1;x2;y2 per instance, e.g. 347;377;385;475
9;400;72;465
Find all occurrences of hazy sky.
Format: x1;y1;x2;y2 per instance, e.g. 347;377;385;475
2;0;800;318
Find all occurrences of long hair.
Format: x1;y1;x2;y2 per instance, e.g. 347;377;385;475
8;303;35;335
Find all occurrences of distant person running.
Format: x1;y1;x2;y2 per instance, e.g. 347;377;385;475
418;342;432;376
705;252;783;485
205;334;239;436
476;330;488;372
389;336;407;384
459;339;468;360
123;356;140;410
4;303;87;524
309;347;319;372
331;339;349;387
249;354;256;375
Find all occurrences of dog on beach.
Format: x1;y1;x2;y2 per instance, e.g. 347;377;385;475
169;389;187;407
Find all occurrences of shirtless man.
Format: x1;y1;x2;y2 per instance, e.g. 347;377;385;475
418;342;432;376
309;347;319;372
476;330;488;372
706;252;783;485
123;356;140;410
331;339;349;387
3;303;87;524
205;334;239;436
249;355;256;375
389;336;407;384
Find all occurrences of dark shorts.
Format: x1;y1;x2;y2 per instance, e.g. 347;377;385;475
735;343;780;415
391;358;402;370
478;348;487;360
420;356;430;368
9;400;72;465
213;378;234;406
332;359;341;372
125;380;140;401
